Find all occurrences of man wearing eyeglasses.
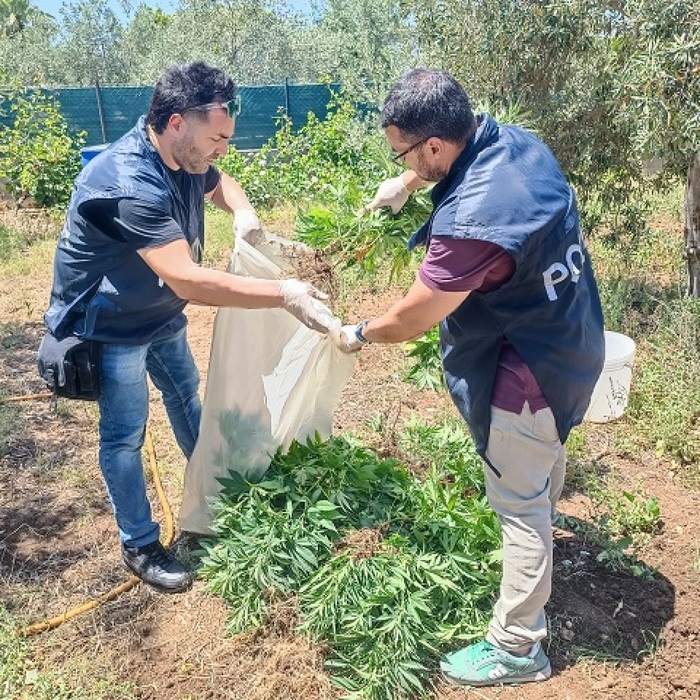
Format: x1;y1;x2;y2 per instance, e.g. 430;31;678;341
341;69;605;686
43;62;338;594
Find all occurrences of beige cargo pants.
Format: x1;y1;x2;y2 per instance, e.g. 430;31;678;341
483;403;566;654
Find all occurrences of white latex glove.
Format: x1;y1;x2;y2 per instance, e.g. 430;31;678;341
338;323;368;353
279;279;340;334
234;207;264;246
362;176;410;214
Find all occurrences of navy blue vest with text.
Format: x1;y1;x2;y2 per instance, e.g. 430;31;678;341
411;114;605;454
45;116;207;344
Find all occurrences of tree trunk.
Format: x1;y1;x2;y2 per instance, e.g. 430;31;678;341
685;154;700;297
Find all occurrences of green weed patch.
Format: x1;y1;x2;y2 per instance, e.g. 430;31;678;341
0;605;134;699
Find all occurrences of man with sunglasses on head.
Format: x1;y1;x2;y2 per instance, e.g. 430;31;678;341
343;68;605;686
43;62;338;594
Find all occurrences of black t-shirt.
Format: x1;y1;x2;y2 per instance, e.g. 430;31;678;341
80;166;220;253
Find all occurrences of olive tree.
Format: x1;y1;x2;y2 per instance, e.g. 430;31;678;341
0;5;59;84
411;0;700;291
156;0;306;85
409;0;635;231
117;4;185;85
608;1;700;294
55;0;130;85
302;0;417;103
0;0;30;36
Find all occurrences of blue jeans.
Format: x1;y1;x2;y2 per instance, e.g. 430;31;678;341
98;326;201;547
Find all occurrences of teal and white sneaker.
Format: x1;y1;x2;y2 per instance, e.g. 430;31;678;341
440;640;551;686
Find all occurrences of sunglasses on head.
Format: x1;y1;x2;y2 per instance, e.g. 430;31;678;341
188;94;242;118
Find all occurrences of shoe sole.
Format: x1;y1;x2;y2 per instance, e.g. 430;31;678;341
443;662;552;687
121;559;194;594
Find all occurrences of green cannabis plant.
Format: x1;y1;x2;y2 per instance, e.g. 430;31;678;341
294;182;432;279
199;425;502;699
403;327;445;391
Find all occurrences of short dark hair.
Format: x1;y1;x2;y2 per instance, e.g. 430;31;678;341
147;62;237;133
380;68;475;143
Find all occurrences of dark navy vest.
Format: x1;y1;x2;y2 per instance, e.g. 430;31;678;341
411;115;604;454
45;116;207;344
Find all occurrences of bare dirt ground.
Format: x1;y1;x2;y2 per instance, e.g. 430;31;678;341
1;234;699;700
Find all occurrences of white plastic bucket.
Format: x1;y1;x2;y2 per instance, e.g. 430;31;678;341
584;331;636;423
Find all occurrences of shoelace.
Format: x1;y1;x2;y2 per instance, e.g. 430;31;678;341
139;543;175;571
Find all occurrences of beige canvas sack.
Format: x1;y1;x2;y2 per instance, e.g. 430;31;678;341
179;236;355;534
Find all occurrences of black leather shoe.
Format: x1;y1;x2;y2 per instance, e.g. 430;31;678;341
121;540;193;593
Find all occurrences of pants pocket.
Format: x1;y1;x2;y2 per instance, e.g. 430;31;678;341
532;407;560;444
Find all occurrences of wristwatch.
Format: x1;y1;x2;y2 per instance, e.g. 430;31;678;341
355;320;370;344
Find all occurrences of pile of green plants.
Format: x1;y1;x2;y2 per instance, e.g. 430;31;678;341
199;421;502;700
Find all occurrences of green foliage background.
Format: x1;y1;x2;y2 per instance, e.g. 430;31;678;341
2;1;698;233
217;92;387;209
0;87;85;207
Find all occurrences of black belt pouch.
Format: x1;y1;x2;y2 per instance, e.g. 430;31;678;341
37;332;101;401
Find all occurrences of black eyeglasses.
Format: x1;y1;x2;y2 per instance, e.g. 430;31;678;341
391;136;431;164
189;95;242;119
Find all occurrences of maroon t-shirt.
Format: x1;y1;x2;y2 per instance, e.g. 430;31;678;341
419;236;549;413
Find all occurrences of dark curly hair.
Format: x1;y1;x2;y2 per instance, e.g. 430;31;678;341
147;62;237;133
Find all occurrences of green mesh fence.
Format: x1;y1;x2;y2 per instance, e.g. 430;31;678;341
0;82;341;151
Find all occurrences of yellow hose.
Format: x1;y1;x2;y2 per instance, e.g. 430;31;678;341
2;392;53;402
15;427;175;637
